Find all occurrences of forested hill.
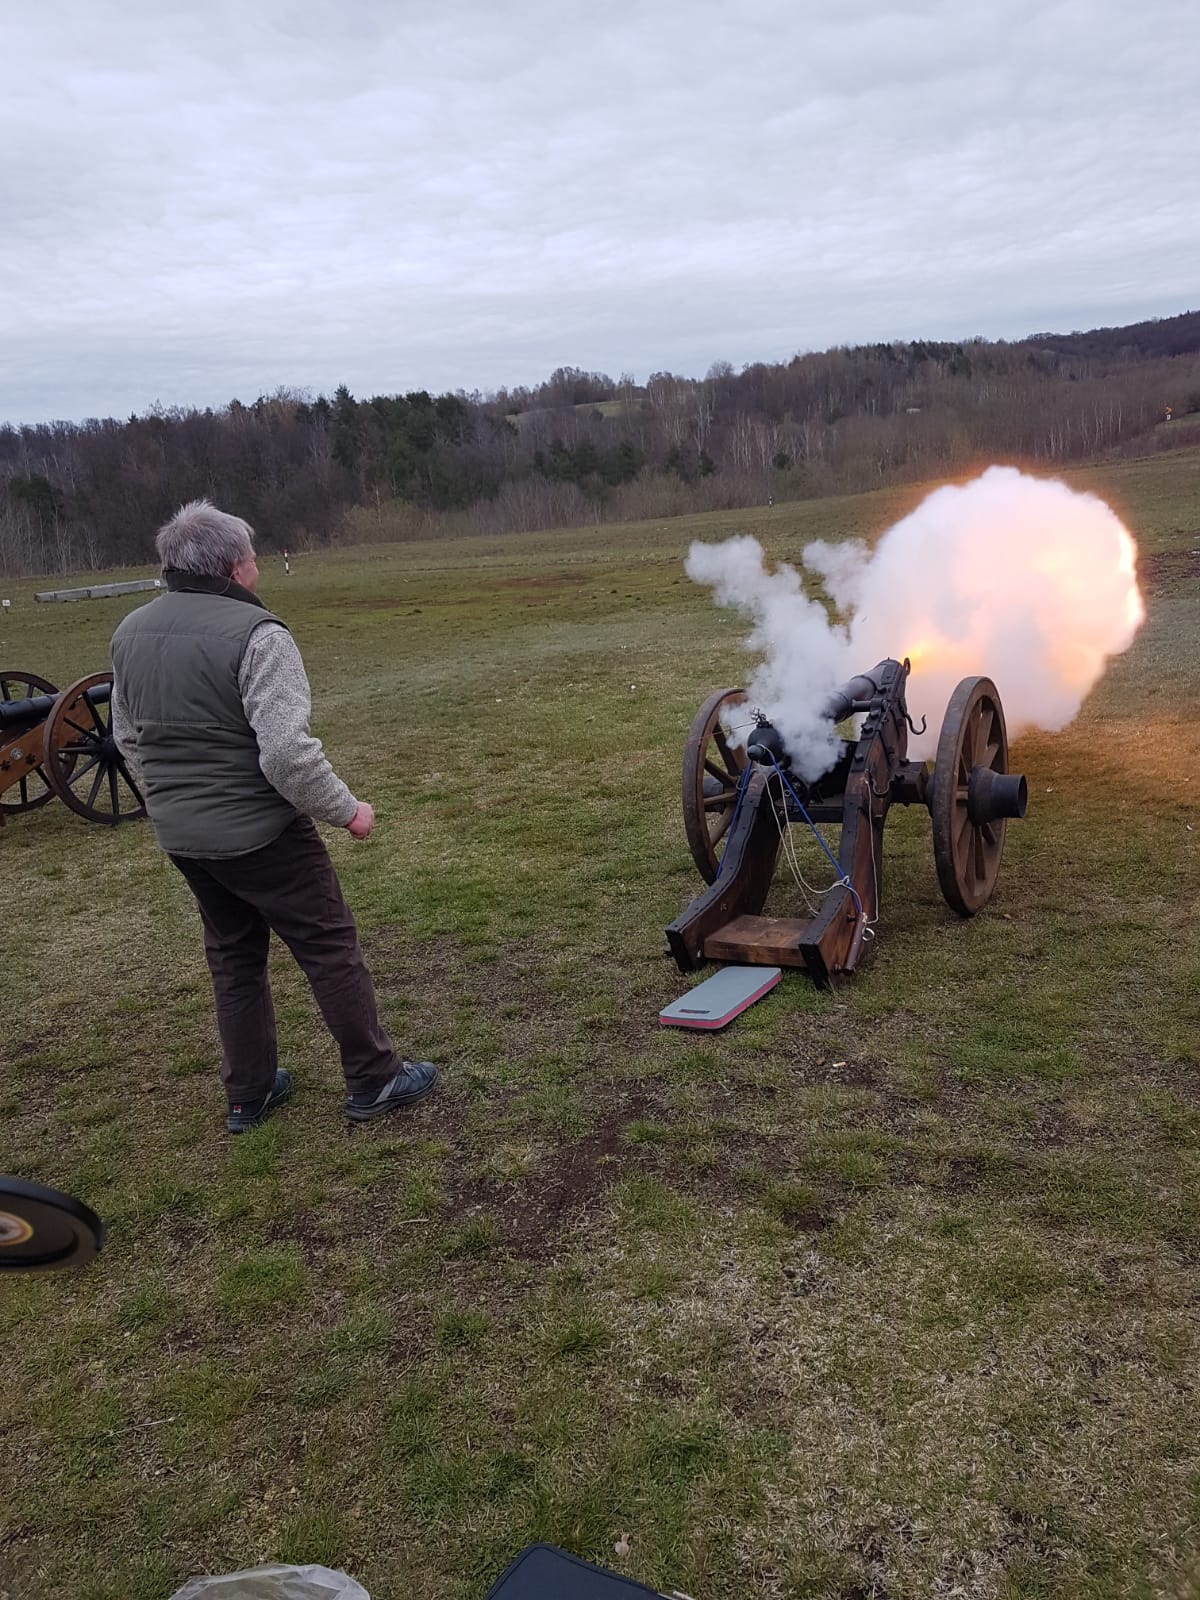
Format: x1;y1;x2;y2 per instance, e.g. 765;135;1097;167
3;309;1199;575
1024;308;1200;362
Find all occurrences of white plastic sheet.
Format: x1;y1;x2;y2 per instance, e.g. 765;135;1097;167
168;1564;369;1600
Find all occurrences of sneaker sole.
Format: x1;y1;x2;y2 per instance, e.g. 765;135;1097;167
345;1069;439;1123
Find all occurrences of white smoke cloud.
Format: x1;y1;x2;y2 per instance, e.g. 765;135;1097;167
683;534;851;779
687;466;1145;776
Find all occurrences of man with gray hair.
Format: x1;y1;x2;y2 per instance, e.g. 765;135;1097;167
110;499;437;1133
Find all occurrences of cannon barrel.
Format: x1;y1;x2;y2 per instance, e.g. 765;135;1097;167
0;681;111;735
745;658;906;769
0;693;56;733
968;767;1028;824
821;659;902;724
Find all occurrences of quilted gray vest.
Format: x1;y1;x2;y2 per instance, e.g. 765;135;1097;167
111;586;297;856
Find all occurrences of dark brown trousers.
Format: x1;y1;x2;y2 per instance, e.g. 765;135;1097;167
170;817;398;1105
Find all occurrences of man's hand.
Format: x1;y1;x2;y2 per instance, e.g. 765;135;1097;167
346;801;375;840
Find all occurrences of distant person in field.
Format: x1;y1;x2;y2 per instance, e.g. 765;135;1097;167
110;499;437;1134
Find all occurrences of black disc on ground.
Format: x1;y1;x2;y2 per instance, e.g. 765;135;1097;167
0;1179;105;1271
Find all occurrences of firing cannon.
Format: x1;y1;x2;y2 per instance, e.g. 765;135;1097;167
667;660;1027;985
0;670;146;827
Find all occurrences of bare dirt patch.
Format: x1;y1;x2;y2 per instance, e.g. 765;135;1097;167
447;1096;656;1260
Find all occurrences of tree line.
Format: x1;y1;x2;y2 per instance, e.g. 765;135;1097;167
3;311;1199;575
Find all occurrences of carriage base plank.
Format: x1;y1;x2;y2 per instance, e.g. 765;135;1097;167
703;915;812;967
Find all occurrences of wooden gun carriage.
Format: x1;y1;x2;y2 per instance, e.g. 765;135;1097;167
667;660;1027;985
0;670;146;827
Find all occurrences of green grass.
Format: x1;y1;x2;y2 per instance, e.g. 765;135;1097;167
1;452;1199;1597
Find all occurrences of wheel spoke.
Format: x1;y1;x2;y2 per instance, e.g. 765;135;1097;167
972;827;988;885
87;763;106;809
983;735;1001;771
85;696;108;736
114;756;143;806
713;726;742;774
64;716;93;739
973;702;991;761
108;764;120;814
704;757;737;788
954;809;973;866
702;793;735;812
64;754;101;786
709;807;733;845
959;710;974;769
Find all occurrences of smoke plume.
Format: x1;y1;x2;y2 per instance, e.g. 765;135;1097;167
685;466;1145;778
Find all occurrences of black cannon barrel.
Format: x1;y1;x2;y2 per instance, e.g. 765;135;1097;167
968;768;1028;824
0;692;56;733
821;659;902;724
0;681;111;735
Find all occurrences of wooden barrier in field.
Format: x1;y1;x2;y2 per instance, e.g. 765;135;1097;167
34;579;161;603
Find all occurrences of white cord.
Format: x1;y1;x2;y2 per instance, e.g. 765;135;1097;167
756;759;881;948
770;774;816;911
768;771;843;915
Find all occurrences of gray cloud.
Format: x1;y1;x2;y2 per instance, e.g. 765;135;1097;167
3;0;1198;422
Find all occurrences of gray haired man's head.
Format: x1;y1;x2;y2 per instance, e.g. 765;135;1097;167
155;500;254;576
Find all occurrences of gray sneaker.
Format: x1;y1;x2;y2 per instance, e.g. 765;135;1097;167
346;1060;438;1122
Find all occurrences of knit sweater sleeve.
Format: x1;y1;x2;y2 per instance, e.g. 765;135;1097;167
238;623;358;826
109;673;144;782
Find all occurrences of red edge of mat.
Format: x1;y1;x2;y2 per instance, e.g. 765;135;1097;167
659;969;783;1029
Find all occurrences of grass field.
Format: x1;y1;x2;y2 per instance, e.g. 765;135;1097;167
1;451;1198;1600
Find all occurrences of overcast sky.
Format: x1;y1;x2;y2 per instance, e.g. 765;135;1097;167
4;0;1198;425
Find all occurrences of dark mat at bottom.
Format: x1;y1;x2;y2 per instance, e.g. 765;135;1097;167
485;1544;666;1598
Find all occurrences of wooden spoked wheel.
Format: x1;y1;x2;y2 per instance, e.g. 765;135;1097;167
43;673;147;825
0;670;58;814
930;675;1009;916
683;687;751;883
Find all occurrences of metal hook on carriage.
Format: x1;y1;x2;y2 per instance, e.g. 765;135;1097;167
905;711;927;737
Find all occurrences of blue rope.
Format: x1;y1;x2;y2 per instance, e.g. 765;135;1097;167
763;752;865;923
